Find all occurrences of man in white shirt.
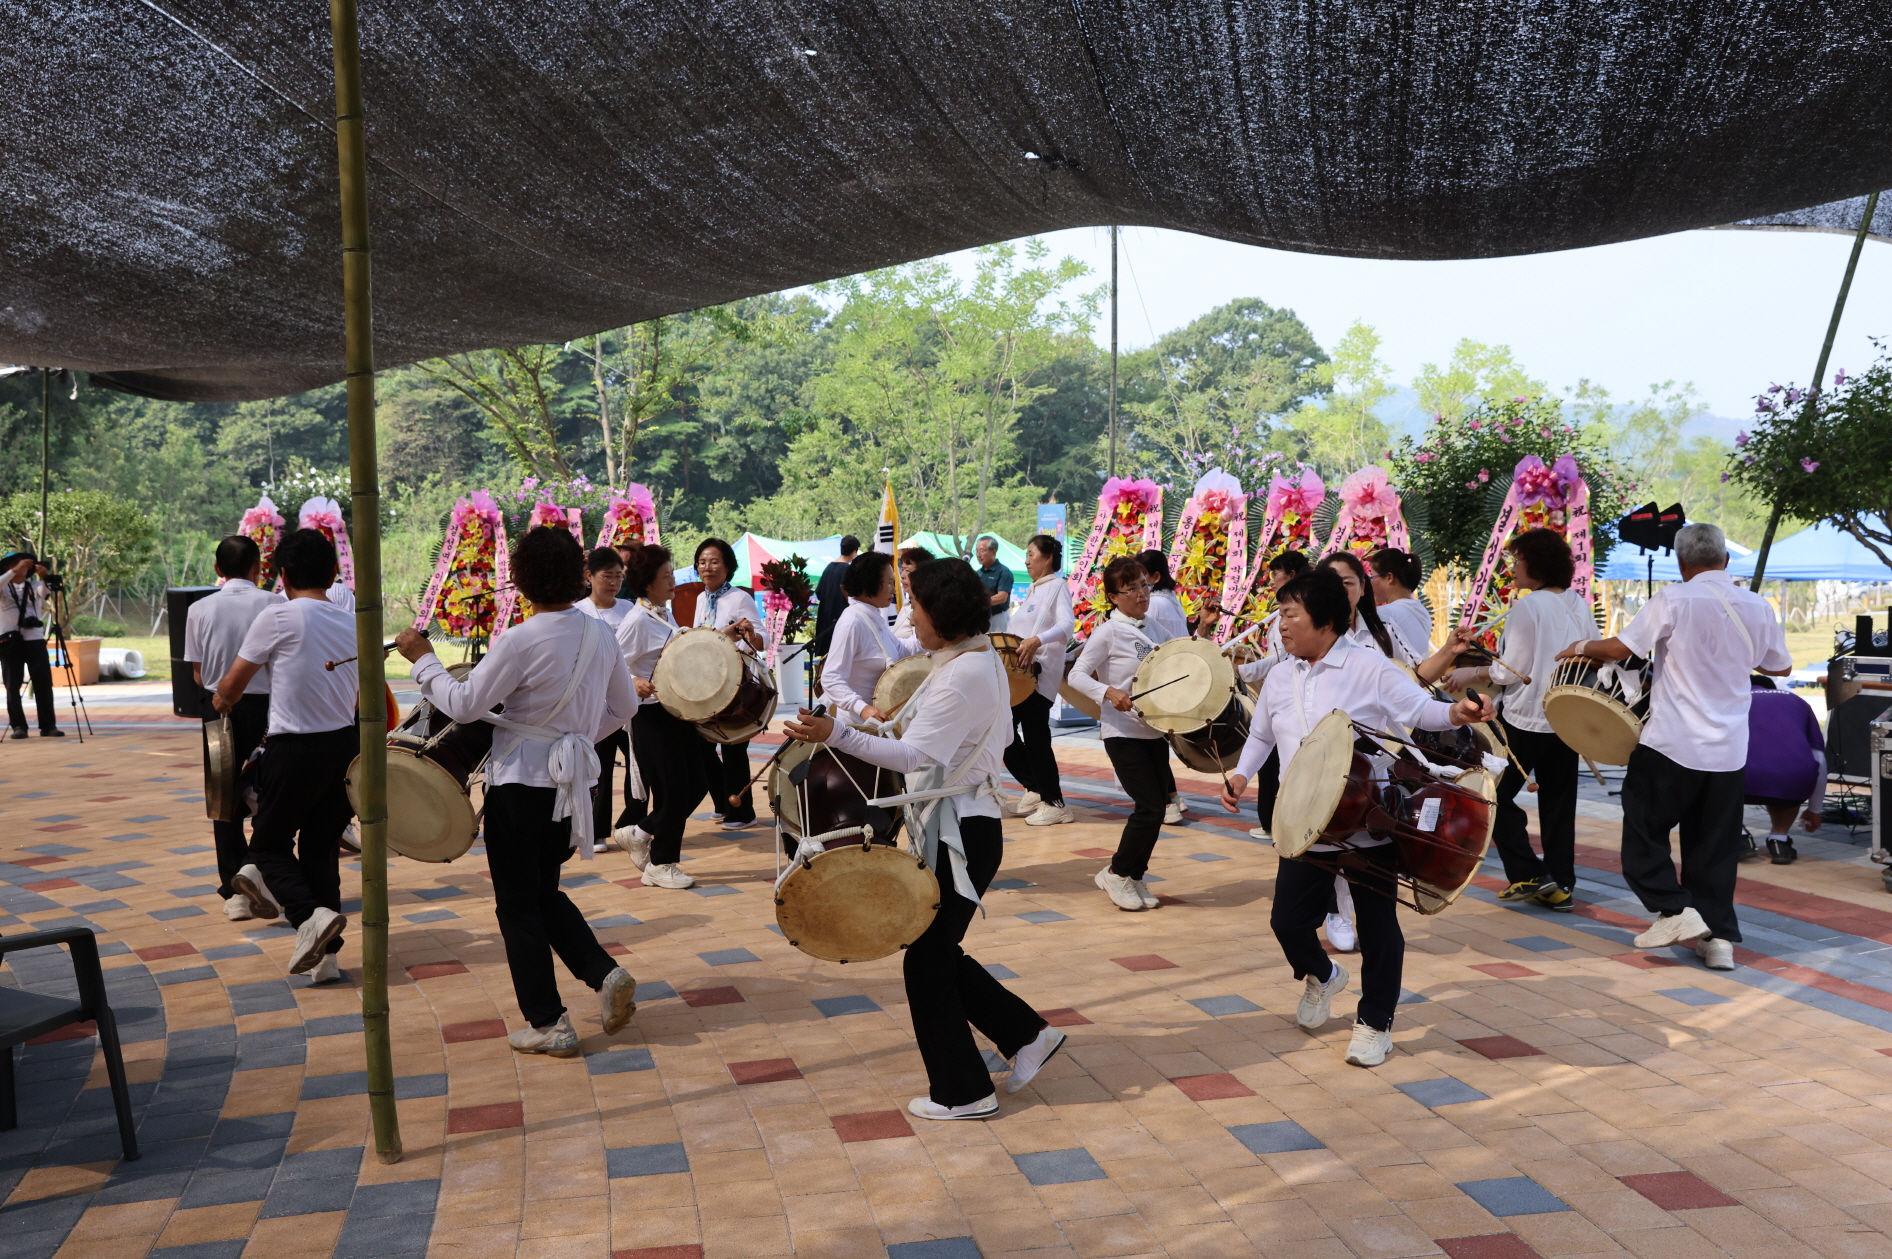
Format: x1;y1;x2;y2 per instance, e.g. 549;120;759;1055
1221;568;1493;1067
1;550;61;738
1558;523;1791;969
398;525;640;1056
1005;534;1075;825
184;536;280;921
214;529;360;982
580;547;631;847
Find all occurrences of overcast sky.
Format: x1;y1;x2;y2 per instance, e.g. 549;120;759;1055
939;224;1892;423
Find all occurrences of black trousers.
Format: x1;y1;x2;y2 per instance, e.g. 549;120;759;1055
1104;736;1170;879
1253;748;1281;830
592;728;629;842
247;726;356;940
705;740;756;824
626;703;708;865
484;783;619;1028
1272;844;1402;1031
1002;691;1064;806
3;637;55;732
1491;720;1581;891
1619;745;1745;942
906;815;1046;1106
203;691;270;898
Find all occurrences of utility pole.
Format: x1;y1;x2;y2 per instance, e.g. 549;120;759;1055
1108;226;1118;479
1750;189;1881;586
39;368;50;558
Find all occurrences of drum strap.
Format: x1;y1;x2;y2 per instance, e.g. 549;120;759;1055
482;617;606;856
1701;578;1756;660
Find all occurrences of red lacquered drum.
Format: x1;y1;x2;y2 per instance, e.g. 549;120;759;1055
1274;709;1495;915
654;627;778;744
769;737;904;850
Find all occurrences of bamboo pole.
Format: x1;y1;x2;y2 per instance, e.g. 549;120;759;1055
1750;189;1881;587
328;0;400;1164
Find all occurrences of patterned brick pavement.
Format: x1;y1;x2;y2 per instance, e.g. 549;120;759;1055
5;704;1892;1258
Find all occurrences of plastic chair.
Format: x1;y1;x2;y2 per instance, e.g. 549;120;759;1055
0;927;139;1161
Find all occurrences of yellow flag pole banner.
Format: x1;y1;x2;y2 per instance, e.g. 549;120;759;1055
1069;477;1163;639
876;474;902;605
1217;466;1324;644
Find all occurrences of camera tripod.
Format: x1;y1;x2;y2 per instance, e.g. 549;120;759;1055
42;570;93;742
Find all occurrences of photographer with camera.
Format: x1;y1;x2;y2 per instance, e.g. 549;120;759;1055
1;550;63;739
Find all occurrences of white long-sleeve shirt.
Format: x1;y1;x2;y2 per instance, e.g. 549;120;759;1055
1069;612;1163;741
693;582;768;653
614;600;678;708
1617;569;1792;772
821;598;923;718
1;579;46;643
1145;590;1189;644
1235;636;1459;784
1491;588;1593;734
1352;617;1425;668
1236;614;1286;689
1009;574;1075;701
1378;597;1433;660
825;643;1010;819
414;607;636;789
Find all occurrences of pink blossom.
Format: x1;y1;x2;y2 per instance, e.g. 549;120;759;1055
1477;469;1490;483
1735;431;1749;446
1539;427;1551;438
1415;452;1436;463
1801;457;1820;473
1464;480;1479;489
1767;383;1782;393
1499;434;1511;443
1469;420;1482;430
1835;369;1848;386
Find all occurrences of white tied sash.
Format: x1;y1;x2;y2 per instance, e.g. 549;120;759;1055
482;617;605;857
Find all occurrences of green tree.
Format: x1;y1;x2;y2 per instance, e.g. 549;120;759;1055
1730;348;1892;569
1290;320;1395;475
1413;339;1547;422
0;490;156;622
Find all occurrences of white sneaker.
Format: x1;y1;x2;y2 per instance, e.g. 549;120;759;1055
1344;1020;1392;1067
223;894;254;923
1632;907;1710;950
1163;799;1185;825
1133;879;1160;909
719;818;759;831
1324;913;1357;953
1004;1027;1068;1094
1249;827;1273;843
288;907;346;975
613;824;653;870
598;966;638;1033
231;864;280;920
1011;791;1042;817
1094;867;1146;911
1691;937;1735;970
642;862;695;889
307;953;343;985
909;1093;998;1121
1024;802;1074;826
1297;960;1348;1031
508;1013;580;1058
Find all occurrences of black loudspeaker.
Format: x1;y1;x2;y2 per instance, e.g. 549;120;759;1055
167;586;218;718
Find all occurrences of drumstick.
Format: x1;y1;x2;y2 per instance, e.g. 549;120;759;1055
325;634;427;672
1582;755;1608;789
1127;675;1188;703
732;704;827;806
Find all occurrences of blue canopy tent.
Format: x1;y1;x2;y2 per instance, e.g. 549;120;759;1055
1729;523;1892;583
1602;539;1753;584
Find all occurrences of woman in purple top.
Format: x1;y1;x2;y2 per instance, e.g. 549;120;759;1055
1744;676;1825;864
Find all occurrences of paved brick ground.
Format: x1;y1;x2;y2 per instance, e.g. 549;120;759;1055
6;700;1892;1258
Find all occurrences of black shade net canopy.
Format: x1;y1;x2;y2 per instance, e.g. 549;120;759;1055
6;0;1892;402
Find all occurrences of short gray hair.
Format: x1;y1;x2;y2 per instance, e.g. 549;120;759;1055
975;535;997;553
1674;522;1729;570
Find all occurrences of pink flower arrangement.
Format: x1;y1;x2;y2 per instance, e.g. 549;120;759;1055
1801;458;1820;473
598;485;660;549
1267;468;1325;517
1338;466;1397;519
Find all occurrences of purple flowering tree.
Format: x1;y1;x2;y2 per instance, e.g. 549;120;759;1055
1730;342;1892;569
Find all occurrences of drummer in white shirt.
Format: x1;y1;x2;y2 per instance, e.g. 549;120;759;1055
786;559;1059;1121
1367;548;1433;661
1445;529;1591;913
1070;557;1171;912
1005;534;1075;826
611;545;707;890
1139;548;1203;824
820;550;925;720
214;529;360;983
580;548;632;848
1557;522;1791;970
1220;567;1493;1067
1319;551;1424;667
891;545;934;642
691;537;768;829
397;526;640;1056
184;535;279;922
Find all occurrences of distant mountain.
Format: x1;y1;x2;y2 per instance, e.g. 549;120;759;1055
1369;388;1748;449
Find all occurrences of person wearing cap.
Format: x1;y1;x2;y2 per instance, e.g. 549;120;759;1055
1;550;62;739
